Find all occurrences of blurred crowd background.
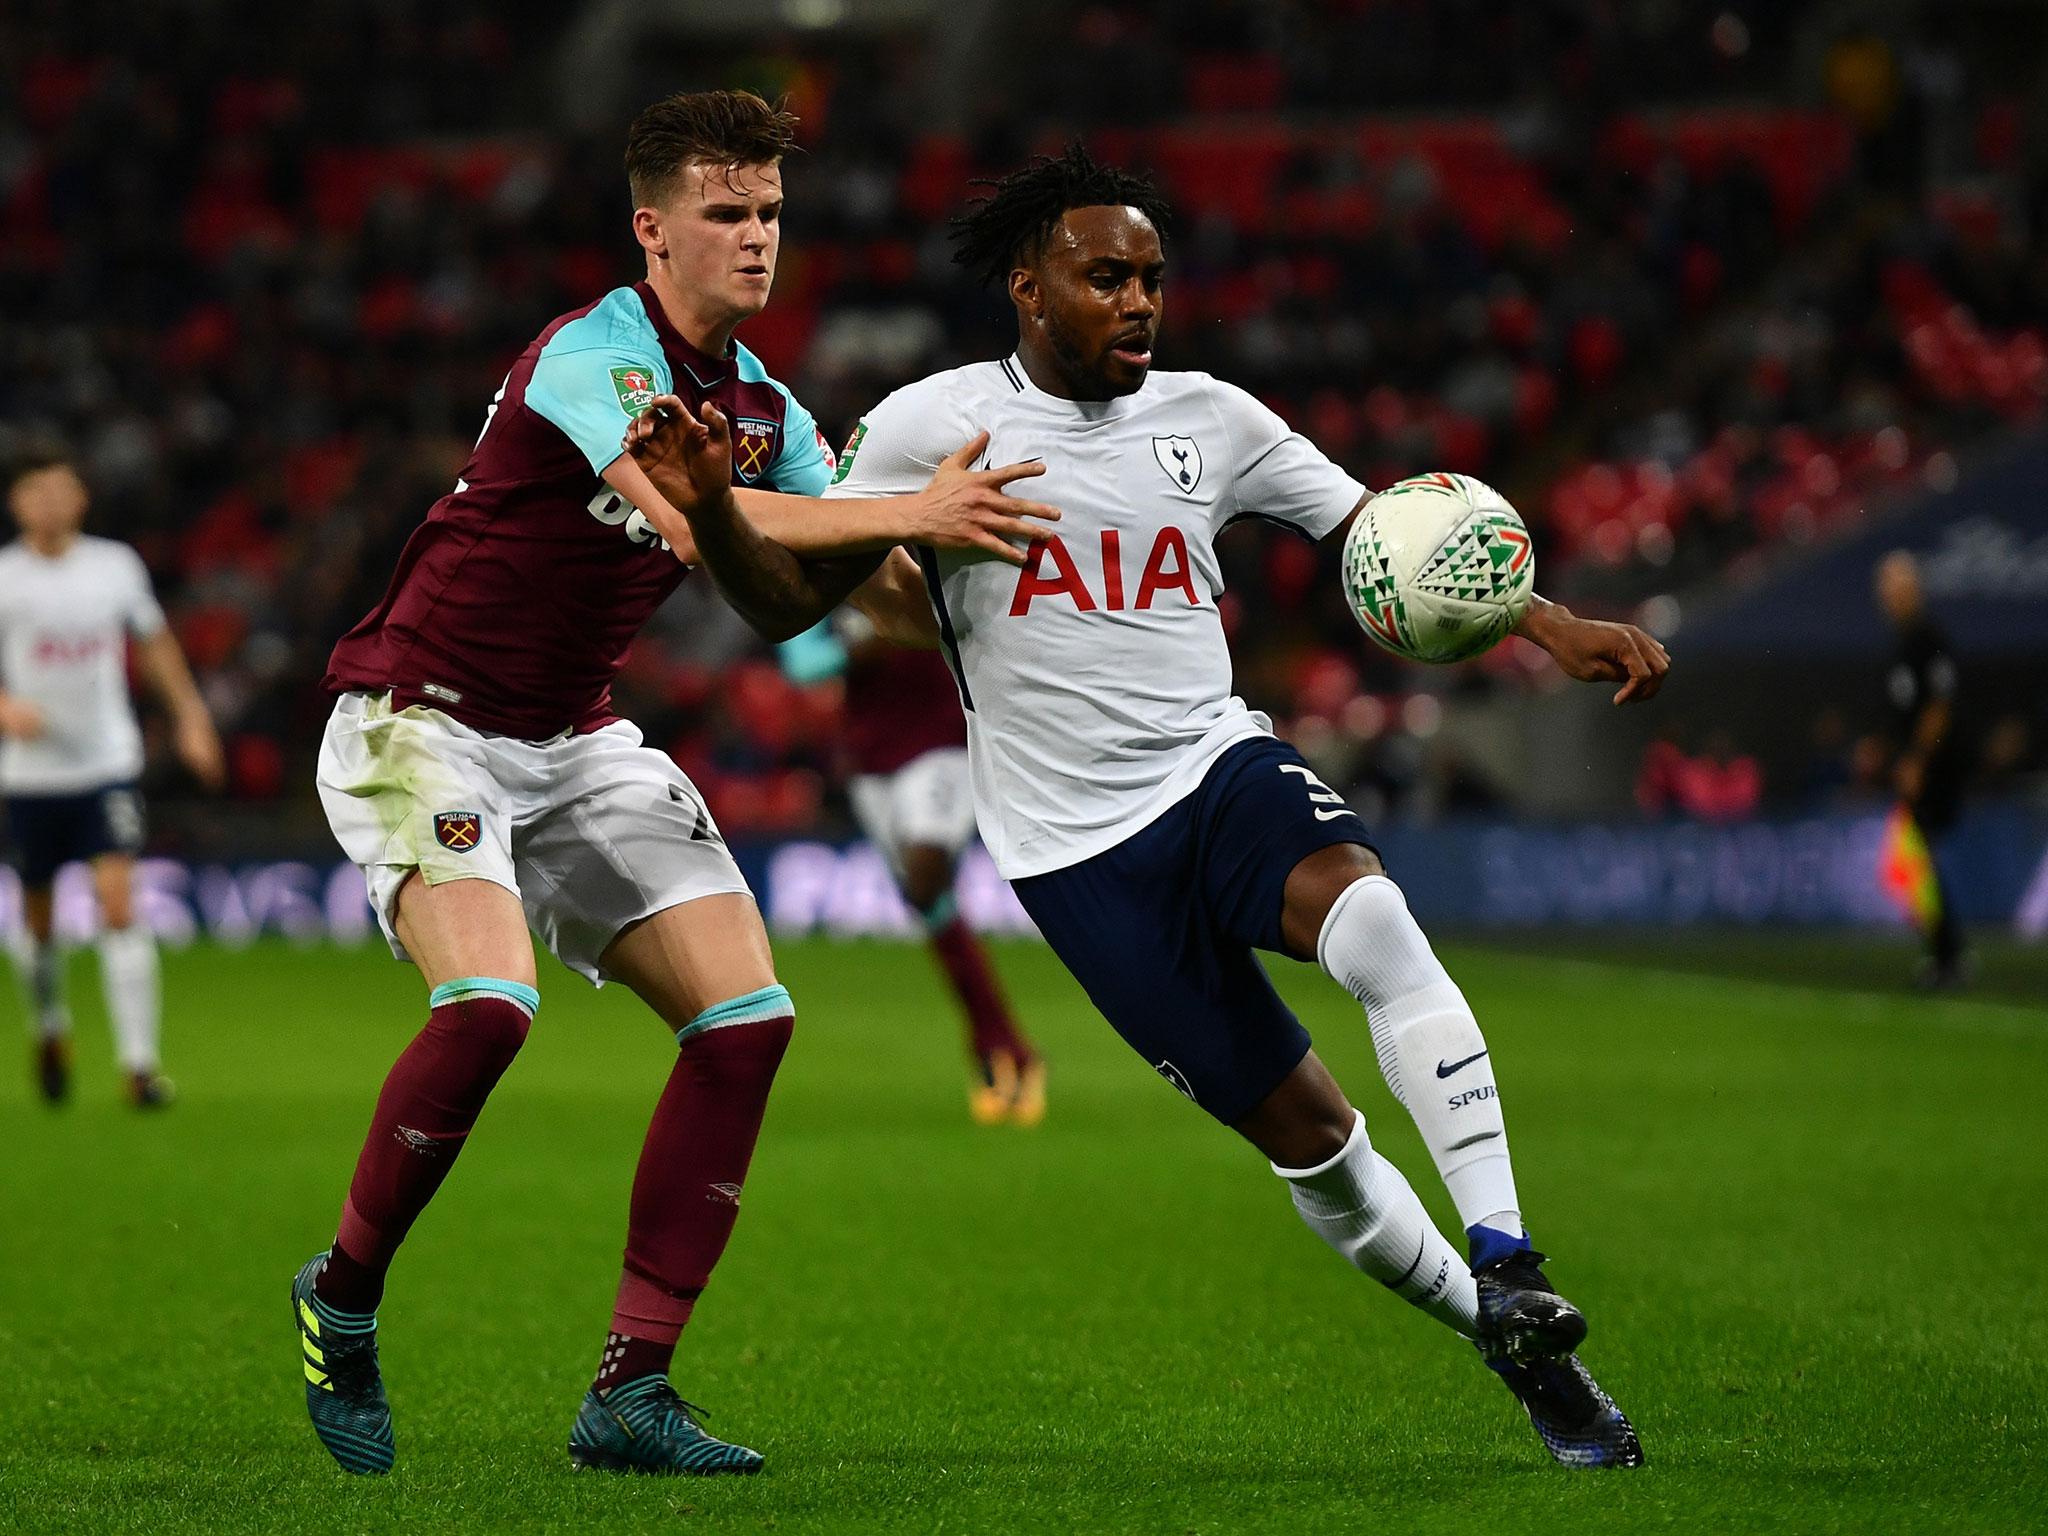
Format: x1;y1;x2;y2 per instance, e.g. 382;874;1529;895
3;0;2044;854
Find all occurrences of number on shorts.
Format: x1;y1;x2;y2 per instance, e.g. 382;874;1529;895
1278;763;1351;822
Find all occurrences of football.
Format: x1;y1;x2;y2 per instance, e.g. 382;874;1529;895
1341;472;1536;663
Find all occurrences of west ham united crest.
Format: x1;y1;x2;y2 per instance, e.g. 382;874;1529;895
733;417;779;484
433;810;482;853
1152;435;1202;494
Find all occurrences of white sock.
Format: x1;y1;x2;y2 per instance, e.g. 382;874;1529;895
23;936;69;1041
97;926;161;1074
1273;1109;1480;1339
1317;875;1521;1237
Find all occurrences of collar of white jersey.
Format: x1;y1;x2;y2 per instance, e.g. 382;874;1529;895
999;353;1138;421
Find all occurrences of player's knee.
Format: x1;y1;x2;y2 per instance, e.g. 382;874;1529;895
426;977;539;1054
675;984;797;1067
898;846;954;915
1300;1104;1360;1166
1318;873;1445;997
1256;1102;1358;1171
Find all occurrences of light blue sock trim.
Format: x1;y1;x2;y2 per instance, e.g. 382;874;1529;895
429;977;540;1018
918;892;959;932
309;1292;377;1334
676;983;793;1044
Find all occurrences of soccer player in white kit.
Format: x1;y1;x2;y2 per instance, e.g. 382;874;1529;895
633;146;1670;1469
0;447;225;1106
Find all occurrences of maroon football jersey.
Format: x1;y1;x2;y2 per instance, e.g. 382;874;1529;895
325;282;834;739
845;645;966;776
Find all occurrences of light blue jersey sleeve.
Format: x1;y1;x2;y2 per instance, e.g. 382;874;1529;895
776;621;849;685
524;293;672;475
733;347;835;497
764;385;835;497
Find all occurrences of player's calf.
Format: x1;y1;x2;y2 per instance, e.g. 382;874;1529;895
917;891;1043;1126
1315;873;1527;1261
583;986;792;1445
314;978;538;1315
20;931;71;1104
1266;1103;1481;1340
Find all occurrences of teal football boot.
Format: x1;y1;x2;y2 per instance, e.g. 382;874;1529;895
568;1377;763;1475
291;1253;395;1474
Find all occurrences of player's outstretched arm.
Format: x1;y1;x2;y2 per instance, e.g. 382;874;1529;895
136;629;227;788
623;398;1058;566
622;399;883;642
1513;595;1672;704
847;549;941;650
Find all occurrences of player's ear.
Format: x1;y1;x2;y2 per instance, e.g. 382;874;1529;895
632;206;668;262
1009;267;1043;322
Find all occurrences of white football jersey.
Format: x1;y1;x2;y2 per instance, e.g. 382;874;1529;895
0;536;165;794
825;358;1365;878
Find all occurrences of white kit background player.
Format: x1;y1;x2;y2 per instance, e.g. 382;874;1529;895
0;447;226;1107
635;146;1672;1468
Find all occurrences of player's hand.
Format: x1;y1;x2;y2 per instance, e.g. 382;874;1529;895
910;432;1062;565
625;394;735;513
174;710;227;791
0;695;45;739
1518;603;1671;704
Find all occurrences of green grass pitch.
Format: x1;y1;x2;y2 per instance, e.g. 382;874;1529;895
2;932;2043;1534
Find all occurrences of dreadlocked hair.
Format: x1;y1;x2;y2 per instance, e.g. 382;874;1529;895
949;141;1173;289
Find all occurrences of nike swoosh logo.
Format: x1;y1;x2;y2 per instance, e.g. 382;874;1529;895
1436;1050;1489;1078
1313;808;1350;821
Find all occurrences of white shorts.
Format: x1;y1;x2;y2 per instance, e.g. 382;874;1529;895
316;691;751;983
847;747;977;879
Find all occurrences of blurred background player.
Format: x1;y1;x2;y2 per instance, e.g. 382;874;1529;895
1875;550;1971;987
781;619;1043;1124
0;446;225;1107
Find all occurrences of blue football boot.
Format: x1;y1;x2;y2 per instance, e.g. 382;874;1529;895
1483;1347;1645;1468
1474;1245;1589;1364
568;1377;764;1476
291;1253;395;1474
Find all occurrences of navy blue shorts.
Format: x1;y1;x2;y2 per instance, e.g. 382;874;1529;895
1013;735;1376;1125
2;783;145;888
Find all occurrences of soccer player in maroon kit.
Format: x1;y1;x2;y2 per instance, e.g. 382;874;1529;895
291;91;1055;1477
788;627;1044;1122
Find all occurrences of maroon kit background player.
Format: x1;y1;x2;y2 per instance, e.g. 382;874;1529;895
786;627;1044;1123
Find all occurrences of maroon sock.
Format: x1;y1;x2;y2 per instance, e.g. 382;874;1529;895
600;1011;794;1389
314;993;532;1314
928;916;1033;1066
596;1331;679;1394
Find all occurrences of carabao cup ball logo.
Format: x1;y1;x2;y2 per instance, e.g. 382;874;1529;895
1342;472;1534;664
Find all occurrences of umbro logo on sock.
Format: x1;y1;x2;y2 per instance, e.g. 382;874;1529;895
707;1182;743;1205
392;1125;459;1156
1435;1050;1489;1078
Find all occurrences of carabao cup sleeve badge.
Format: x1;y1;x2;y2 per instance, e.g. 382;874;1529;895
433;810;483;852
